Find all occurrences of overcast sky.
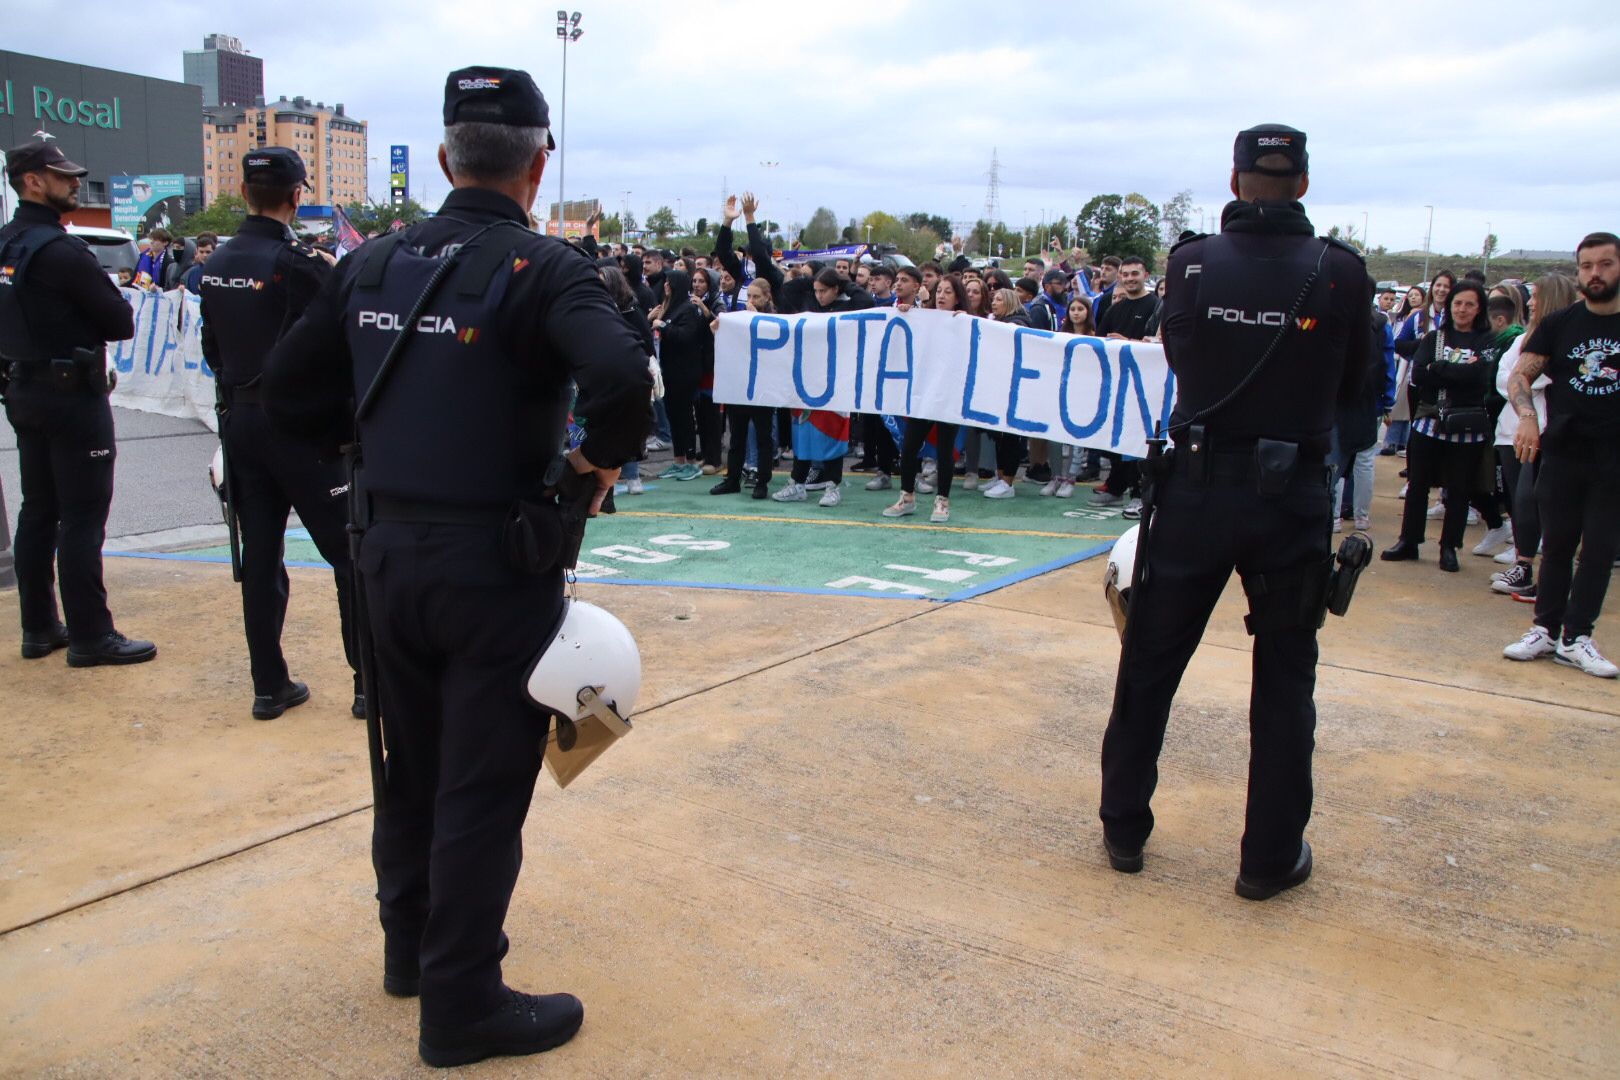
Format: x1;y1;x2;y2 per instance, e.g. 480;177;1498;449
11;1;1615;256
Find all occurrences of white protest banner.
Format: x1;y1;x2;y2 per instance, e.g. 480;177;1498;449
714;308;1175;458
109;287;218;431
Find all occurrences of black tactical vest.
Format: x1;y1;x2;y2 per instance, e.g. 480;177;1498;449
198;224;296;387
0;223;74;362
344;224;563;506
1173;233;1343;445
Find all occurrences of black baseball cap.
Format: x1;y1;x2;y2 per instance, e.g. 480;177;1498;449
1234;124;1308;176
4;136;88;179
242;147;311;188
1041;268;1069;286
443;66;557;148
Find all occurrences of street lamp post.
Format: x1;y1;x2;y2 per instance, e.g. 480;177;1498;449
555;10;583;237
1483;220;1492;278
621;189;632;243
1422;204;1434;284
1362;210;1369;254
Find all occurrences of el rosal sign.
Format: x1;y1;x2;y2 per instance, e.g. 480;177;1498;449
0;79;123;129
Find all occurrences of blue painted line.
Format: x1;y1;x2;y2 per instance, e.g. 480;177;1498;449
939;540;1113;603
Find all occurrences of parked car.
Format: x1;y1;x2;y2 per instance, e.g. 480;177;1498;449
65;225;140;285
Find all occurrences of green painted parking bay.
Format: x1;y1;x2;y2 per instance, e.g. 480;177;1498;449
162;477;1132;601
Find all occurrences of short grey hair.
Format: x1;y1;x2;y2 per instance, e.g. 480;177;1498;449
442;122;549;183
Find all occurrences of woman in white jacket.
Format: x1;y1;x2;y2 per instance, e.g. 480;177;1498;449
1489;274;1578;599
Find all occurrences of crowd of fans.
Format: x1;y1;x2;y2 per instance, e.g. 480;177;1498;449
145;201;1618;680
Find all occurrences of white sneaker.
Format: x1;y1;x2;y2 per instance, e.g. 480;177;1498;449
1354;514;1371;531
916;476;937;494
819;484;842;507
963;474;979;491
1467;508;1481;526
626;477;644;495
1122;498;1143;519
1039;478;1059;496
1503;625;1557;662
771;483;807;502
1472;524;1513;556
1398;483;1409;498
1055;480;1075;499
1427;501;1445;520
864;472;891;491
983;479;1015;499
1332;518;1343;534
1554;636;1619;678
882;496;916;517
930;496;950;523
1494;547;1519;565
645;436;670;452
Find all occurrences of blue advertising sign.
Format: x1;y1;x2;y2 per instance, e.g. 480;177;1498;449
389;144;408;201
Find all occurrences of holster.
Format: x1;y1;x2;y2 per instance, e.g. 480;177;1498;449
48;347;113;396
500;497;565;575
1241;554;1335;635
1326;533;1373;618
1255;438;1299;497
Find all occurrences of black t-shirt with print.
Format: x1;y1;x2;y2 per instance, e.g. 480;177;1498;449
1100;292;1160;341
1524;302;1620;456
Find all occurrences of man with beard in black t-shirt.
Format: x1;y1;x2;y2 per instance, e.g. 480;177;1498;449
1090;256;1162;511
1501;231;1620;678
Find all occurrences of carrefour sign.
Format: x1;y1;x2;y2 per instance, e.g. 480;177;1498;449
0;79;123;129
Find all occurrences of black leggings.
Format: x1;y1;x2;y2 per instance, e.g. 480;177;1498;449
861;413;898;473
1500;448;1540;559
900;419;956;497
724;405;774;485
993;432;1024;477
1400;431;1483;548
663;367;701;460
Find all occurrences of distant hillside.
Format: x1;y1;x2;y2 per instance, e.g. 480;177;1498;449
1362;252;1576;287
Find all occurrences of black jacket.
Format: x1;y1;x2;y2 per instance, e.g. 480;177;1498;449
199;214;331;388
0;201;133;358
262;186;652;469
1409;324;1498;416
656;268;710;377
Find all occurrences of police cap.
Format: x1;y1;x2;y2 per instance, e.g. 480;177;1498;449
443;67;557;148
4;135;88;179
242;147;311;188
1233;124;1308;177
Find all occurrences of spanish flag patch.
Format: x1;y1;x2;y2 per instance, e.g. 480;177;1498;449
460;327;480;345
1295;317;1318;331
512;257;530;274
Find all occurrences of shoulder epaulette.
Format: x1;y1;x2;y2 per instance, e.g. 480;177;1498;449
1321;235;1366;261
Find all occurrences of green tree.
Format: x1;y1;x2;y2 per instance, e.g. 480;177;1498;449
645;205;679;239
694;216;708;238
905;212;951;240
1482;233;1499;260
1076;193;1161;271
177;194;247;236
621;208;638;234
341;198;431;236
1160;189;1194;245
802;206;840;248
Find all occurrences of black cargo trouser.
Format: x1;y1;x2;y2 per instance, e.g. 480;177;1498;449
1100;458;1331;879
4;381;117;644
362;521;564;1028
1533;450;1620;642
223;404;357;695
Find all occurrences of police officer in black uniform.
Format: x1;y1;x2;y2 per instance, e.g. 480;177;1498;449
262;67;651;1068
199;147;360;721
1097;125;1373;900
1;136;155;666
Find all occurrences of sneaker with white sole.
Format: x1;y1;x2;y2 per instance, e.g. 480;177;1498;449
916;476;936;494
1332;518;1343;533
1398;483;1408;498
883;496;916;517
1503;625;1557;662
819;484;843;507
1494;547;1518;565
626;477;644;495
1122;498;1143;519
931;496;951;523
645;436;670;452
1554;636;1618;678
1467;508;1481;526
864;473;892;491
1491;563;1533;596
1091;490;1123;506
962;475;979;491
771;483;807;502
657;462;684;479
1472;524;1513;556
1354;514;1371;531
1426;501;1445;520
1055;480;1075;498
983;479;1015;499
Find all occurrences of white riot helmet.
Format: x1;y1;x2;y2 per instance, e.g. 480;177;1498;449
1103;525;1140;642
208;446;226;501
524;599;642;788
